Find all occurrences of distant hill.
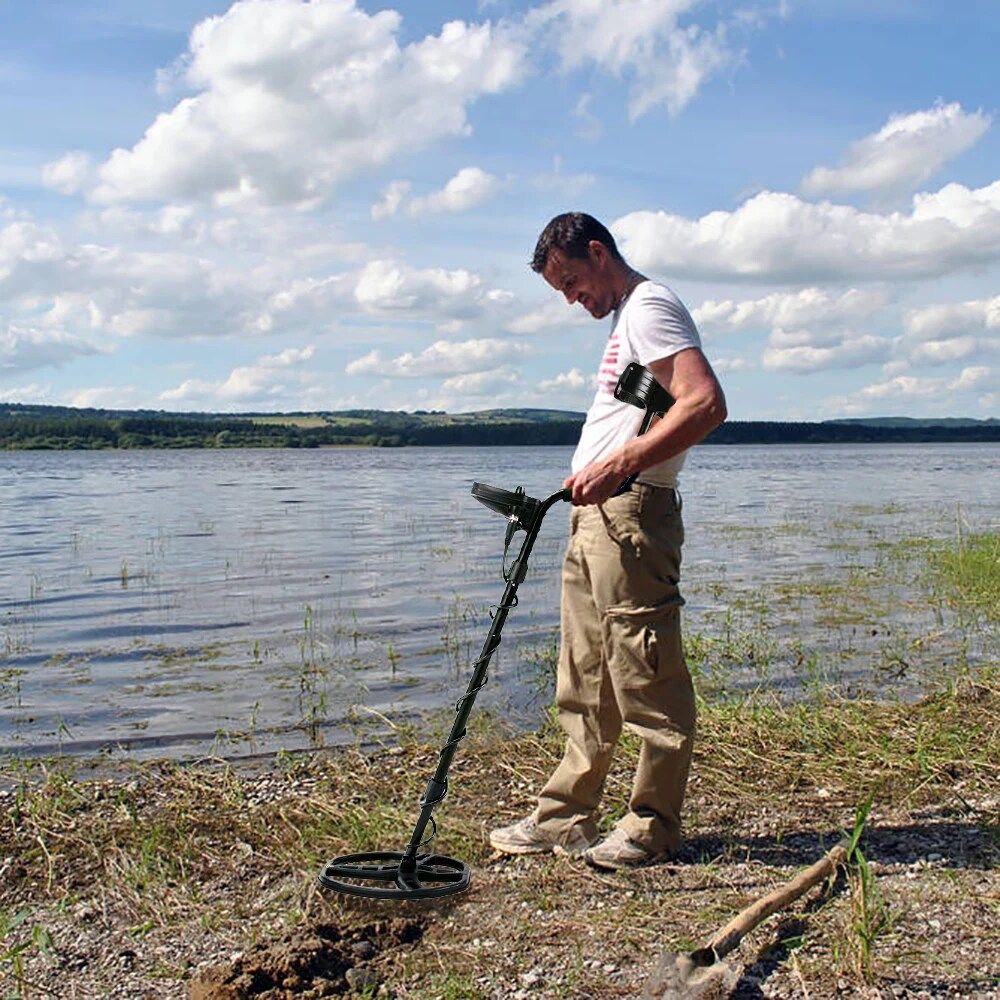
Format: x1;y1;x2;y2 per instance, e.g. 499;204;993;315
1;401;997;449
825;416;998;428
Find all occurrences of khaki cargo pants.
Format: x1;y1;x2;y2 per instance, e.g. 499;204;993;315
532;483;695;854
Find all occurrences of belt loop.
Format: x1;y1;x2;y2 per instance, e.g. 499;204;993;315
674;487;683;512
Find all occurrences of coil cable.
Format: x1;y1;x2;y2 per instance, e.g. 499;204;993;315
413;519;525;857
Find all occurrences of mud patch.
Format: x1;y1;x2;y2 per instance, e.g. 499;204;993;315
190;918;424;998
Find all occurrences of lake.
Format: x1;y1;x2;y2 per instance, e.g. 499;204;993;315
1;443;996;763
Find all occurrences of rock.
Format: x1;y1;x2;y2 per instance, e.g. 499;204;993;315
346;967;381;991
351;939;377;960
520;969;542;987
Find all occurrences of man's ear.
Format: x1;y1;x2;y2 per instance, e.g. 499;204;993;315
588;240;607;266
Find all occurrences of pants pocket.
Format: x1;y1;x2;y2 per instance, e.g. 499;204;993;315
603;603;685;683
602;603;695;737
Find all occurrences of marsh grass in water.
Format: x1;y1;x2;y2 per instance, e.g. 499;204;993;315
923;530;999;621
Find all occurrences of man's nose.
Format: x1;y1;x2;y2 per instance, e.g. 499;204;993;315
564;289;577;304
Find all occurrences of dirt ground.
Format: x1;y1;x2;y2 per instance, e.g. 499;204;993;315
2;678;998;999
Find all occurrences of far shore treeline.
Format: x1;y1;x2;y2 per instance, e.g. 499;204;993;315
2;403;998;450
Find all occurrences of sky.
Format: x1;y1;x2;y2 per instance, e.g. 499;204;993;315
1;0;997;420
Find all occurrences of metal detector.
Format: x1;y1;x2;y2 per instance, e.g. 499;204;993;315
316;362;673;900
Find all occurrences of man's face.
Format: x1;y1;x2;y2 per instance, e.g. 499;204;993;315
542;245;617;319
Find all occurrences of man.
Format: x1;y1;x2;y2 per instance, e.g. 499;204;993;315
490;212;726;870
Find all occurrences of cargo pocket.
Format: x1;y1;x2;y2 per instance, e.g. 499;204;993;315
602;602;684;685
601;602;694;736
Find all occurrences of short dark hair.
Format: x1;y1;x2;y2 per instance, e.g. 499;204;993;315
530;212;624;273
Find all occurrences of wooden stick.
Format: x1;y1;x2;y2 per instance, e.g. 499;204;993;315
708;841;848;960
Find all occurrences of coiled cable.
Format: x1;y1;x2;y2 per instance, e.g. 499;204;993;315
414;521;525;856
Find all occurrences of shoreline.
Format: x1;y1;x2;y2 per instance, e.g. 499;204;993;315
2;675;997;998
4;437;1000;452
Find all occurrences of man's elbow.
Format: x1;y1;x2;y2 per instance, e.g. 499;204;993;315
712;389;728;427
696;385;727;429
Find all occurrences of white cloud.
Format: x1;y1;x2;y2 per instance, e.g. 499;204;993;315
529;0;732;119
802;103;990;200
0;382;55;404
345;338;527;378
897;295;1000;367
440;368;520;395
41;151;94;196
693;287;888;335
160;345;316;405
907;336;990;366
531;156;596;199
903;295;1000;340
90;2;527;206
408;166;500;215
572;93;602;141
371;167;500;219
0;220;65;290
370;180;411;221
506;296;591;335
950;365;992;391
614;180;1000;283
353;259;501;319
1;324;103;374
763;334;889;373
68;385;144;409
709;356;751;374
0;215;293;344
854;366;996;401
537;367;589;392
256;272;354;333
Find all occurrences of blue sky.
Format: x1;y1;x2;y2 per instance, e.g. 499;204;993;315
1;0;997;419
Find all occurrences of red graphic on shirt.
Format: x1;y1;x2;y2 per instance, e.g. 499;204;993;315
598;330;621;394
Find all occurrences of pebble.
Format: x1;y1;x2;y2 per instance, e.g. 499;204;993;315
351;939;376;960
346;967;380;991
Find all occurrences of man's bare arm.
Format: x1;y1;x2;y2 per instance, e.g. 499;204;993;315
563;348;727;504
618;347;727;474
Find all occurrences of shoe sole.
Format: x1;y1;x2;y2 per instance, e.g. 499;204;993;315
584;852;670;872
489;836;555;855
489;838;592;856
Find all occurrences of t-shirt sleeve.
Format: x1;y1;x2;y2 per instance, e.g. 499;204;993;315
629;287;702;367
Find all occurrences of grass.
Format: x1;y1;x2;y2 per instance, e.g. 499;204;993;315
1;515;996;994
926;530;999;621
0;905;55;1000
1;669;997;996
249;415;329;429
840;796;892;982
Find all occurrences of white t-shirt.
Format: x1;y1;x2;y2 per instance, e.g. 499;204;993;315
571;280;701;488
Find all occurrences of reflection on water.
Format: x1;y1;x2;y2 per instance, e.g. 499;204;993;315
0;444;996;762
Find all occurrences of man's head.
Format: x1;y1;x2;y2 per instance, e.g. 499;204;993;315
531;212;629;320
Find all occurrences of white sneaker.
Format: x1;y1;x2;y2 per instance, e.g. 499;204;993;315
584;827;671;871
489;816;593;856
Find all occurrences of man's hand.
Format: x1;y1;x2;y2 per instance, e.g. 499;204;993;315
563;455;628;505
